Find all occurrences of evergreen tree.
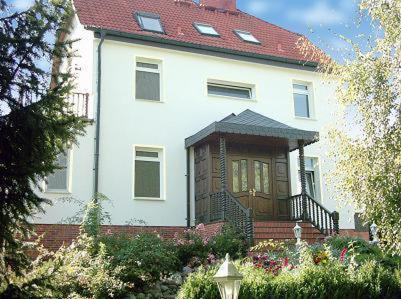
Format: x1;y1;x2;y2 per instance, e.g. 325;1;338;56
0;0;86;272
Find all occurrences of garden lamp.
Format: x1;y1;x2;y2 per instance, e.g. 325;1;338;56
293;222;302;247
370;222;379;245
213;253;243;299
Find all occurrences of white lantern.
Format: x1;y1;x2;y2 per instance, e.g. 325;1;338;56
370;222;379;245
293;222;302;247
213;254;243;299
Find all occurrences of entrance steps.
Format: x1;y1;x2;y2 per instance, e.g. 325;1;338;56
253;221;326;245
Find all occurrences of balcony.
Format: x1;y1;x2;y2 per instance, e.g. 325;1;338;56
68;92;90;118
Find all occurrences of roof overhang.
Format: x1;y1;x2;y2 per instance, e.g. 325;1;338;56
86;27;319;69
185;110;319;151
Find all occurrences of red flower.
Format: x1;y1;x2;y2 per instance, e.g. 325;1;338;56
340;247;348;263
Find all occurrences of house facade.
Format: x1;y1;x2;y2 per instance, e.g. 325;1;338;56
35;0;367;246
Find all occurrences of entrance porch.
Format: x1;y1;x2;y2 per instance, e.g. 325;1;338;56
185;110;339;244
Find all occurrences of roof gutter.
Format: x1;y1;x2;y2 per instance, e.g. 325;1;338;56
93;30;106;199
86;27;319;68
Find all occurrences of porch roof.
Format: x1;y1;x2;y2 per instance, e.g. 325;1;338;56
185;109;319;151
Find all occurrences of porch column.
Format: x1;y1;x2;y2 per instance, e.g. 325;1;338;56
298;140;308;220
219;135;228;191
219;135;227;220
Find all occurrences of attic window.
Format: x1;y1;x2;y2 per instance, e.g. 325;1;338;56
234;30;260;44
193;22;219;37
135;12;164;34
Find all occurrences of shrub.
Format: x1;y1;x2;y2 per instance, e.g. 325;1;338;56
174;224;211;266
178;255;401;299
0;234;127;299
100;233;180;290
209;225;248;260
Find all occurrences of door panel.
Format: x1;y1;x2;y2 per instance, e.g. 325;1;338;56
228;156;275;220
251;159;273;220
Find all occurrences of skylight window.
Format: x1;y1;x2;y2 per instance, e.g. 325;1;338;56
234;30;260;44
135;12;164;34
193;23;219;37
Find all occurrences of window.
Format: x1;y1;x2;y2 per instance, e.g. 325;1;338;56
208;83;252;99
134;147;164;199
193;23;219;36
293;83;311;118
136;60;161;101
46;151;69;192
298;157;318;199
232;159;248;193
135;12;164;33
234;30;260;44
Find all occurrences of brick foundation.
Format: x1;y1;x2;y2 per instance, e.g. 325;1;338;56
339;229;369;240
33;223;369;253
34;224;187;252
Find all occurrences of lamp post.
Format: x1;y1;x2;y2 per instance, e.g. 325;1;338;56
293;222;302;249
370;222;379;245
213;253;243;299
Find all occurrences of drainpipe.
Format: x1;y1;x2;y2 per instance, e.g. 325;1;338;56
93;31;106;199
186;148;191;227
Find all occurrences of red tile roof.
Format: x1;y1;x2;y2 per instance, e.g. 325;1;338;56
73;0;326;65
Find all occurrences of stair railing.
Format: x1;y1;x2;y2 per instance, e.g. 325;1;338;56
289;194;339;236
208;191;253;245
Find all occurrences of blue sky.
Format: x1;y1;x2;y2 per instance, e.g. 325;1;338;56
11;0;374;62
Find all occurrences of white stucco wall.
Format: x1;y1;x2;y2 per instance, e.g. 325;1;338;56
36;24;356;229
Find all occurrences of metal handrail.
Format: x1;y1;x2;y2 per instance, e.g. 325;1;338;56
289;193;339;236
209;191;254;245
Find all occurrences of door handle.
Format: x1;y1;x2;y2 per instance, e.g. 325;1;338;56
249;188;256;197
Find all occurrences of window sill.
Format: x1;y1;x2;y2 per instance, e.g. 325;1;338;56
134;197;165;201
44;190;71;195
208;94;257;102
294;116;317;121
135;98;164;103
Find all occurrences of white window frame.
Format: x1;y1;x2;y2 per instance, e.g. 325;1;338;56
193;22;220;37
292;81;314;119
135;58;163;102
207;80;255;101
133;145;166;201
45;150;72;194
234;30;260;44
135;12;165;34
297;157;320;201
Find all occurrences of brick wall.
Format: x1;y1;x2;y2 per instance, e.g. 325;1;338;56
34;224;187;252
339;229;369;240
33;223;369;253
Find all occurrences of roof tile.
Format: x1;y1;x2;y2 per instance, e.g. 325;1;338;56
74;0;326;64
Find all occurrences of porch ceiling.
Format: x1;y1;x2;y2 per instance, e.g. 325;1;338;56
185;109;319;151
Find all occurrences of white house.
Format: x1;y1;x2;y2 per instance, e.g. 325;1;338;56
35;0;367;245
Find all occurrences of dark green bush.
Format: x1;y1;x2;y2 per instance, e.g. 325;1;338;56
100;233;180;290
209;225;248;259
178;259;401;299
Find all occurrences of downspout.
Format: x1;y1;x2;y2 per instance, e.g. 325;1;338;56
94;31;106;199
186;148;191;227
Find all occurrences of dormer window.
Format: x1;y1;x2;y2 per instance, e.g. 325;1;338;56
234;30;260;44
193;22;219;37
135;12;164;34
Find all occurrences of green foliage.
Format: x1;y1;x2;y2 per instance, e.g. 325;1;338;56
178;245;401;299
0;234;127;299
209;225;248;260
317;0;401;254
0;0;87;273
100;233;180;290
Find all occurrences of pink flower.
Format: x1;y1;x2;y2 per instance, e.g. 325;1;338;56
340;247;348;263
196;223;205;231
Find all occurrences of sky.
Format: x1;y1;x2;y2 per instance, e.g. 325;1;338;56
10;0;375;62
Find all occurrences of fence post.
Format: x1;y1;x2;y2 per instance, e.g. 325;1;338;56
332;211;340;235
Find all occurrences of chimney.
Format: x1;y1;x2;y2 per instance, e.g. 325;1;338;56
199;0;236;11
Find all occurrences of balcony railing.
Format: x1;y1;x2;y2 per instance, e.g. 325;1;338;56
68;92;89;118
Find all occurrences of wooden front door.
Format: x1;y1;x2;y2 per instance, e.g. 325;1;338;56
228;156;274;220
